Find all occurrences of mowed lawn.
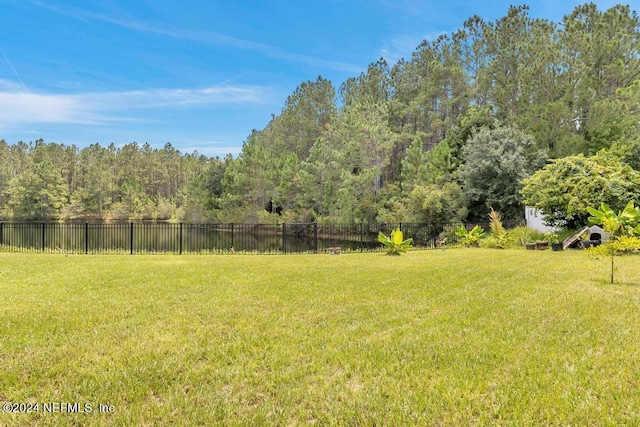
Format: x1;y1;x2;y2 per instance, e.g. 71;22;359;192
1;249;640;426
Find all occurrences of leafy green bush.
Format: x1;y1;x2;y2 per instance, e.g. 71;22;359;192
455;225;485;247
522;152;640;228
460;125;546;222
508;226;545;246
544;231;560;243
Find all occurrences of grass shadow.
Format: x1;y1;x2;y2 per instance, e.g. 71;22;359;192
591;277;640;287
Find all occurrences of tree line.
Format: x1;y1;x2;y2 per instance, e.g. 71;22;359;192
1;3;640;224
0;140;210;220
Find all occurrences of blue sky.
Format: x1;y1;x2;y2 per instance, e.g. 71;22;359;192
0;0;624;157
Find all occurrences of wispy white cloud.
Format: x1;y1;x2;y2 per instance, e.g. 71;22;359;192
26;0;363;74
0;80;271;132
378;31;447;64
86;86;270;110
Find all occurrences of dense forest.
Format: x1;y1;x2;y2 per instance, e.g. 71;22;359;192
1;3;640;224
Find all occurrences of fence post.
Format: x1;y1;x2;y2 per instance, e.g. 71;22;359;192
42;222;45;252
282;223;286;254
179;223;183;255
360;223;364;253
130;222;134;255
85;223;89;254
313;223;318;253
231;223;234;249
0;222;3;246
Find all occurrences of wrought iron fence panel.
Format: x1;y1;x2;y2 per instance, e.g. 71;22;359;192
0;221;484;254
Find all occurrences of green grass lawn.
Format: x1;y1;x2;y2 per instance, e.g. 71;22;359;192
1;249;640;425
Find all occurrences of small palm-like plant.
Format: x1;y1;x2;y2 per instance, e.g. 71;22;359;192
587;201;640;283
378;228;413;255
455;225;485;247
544;231;560;244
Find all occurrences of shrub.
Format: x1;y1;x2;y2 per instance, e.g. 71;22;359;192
522;152;640;228
378;228;413;256
508;226;545;246
455;225;485;247
485;209;510;248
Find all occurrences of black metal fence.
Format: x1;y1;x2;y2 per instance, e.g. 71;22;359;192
0;222;473;254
